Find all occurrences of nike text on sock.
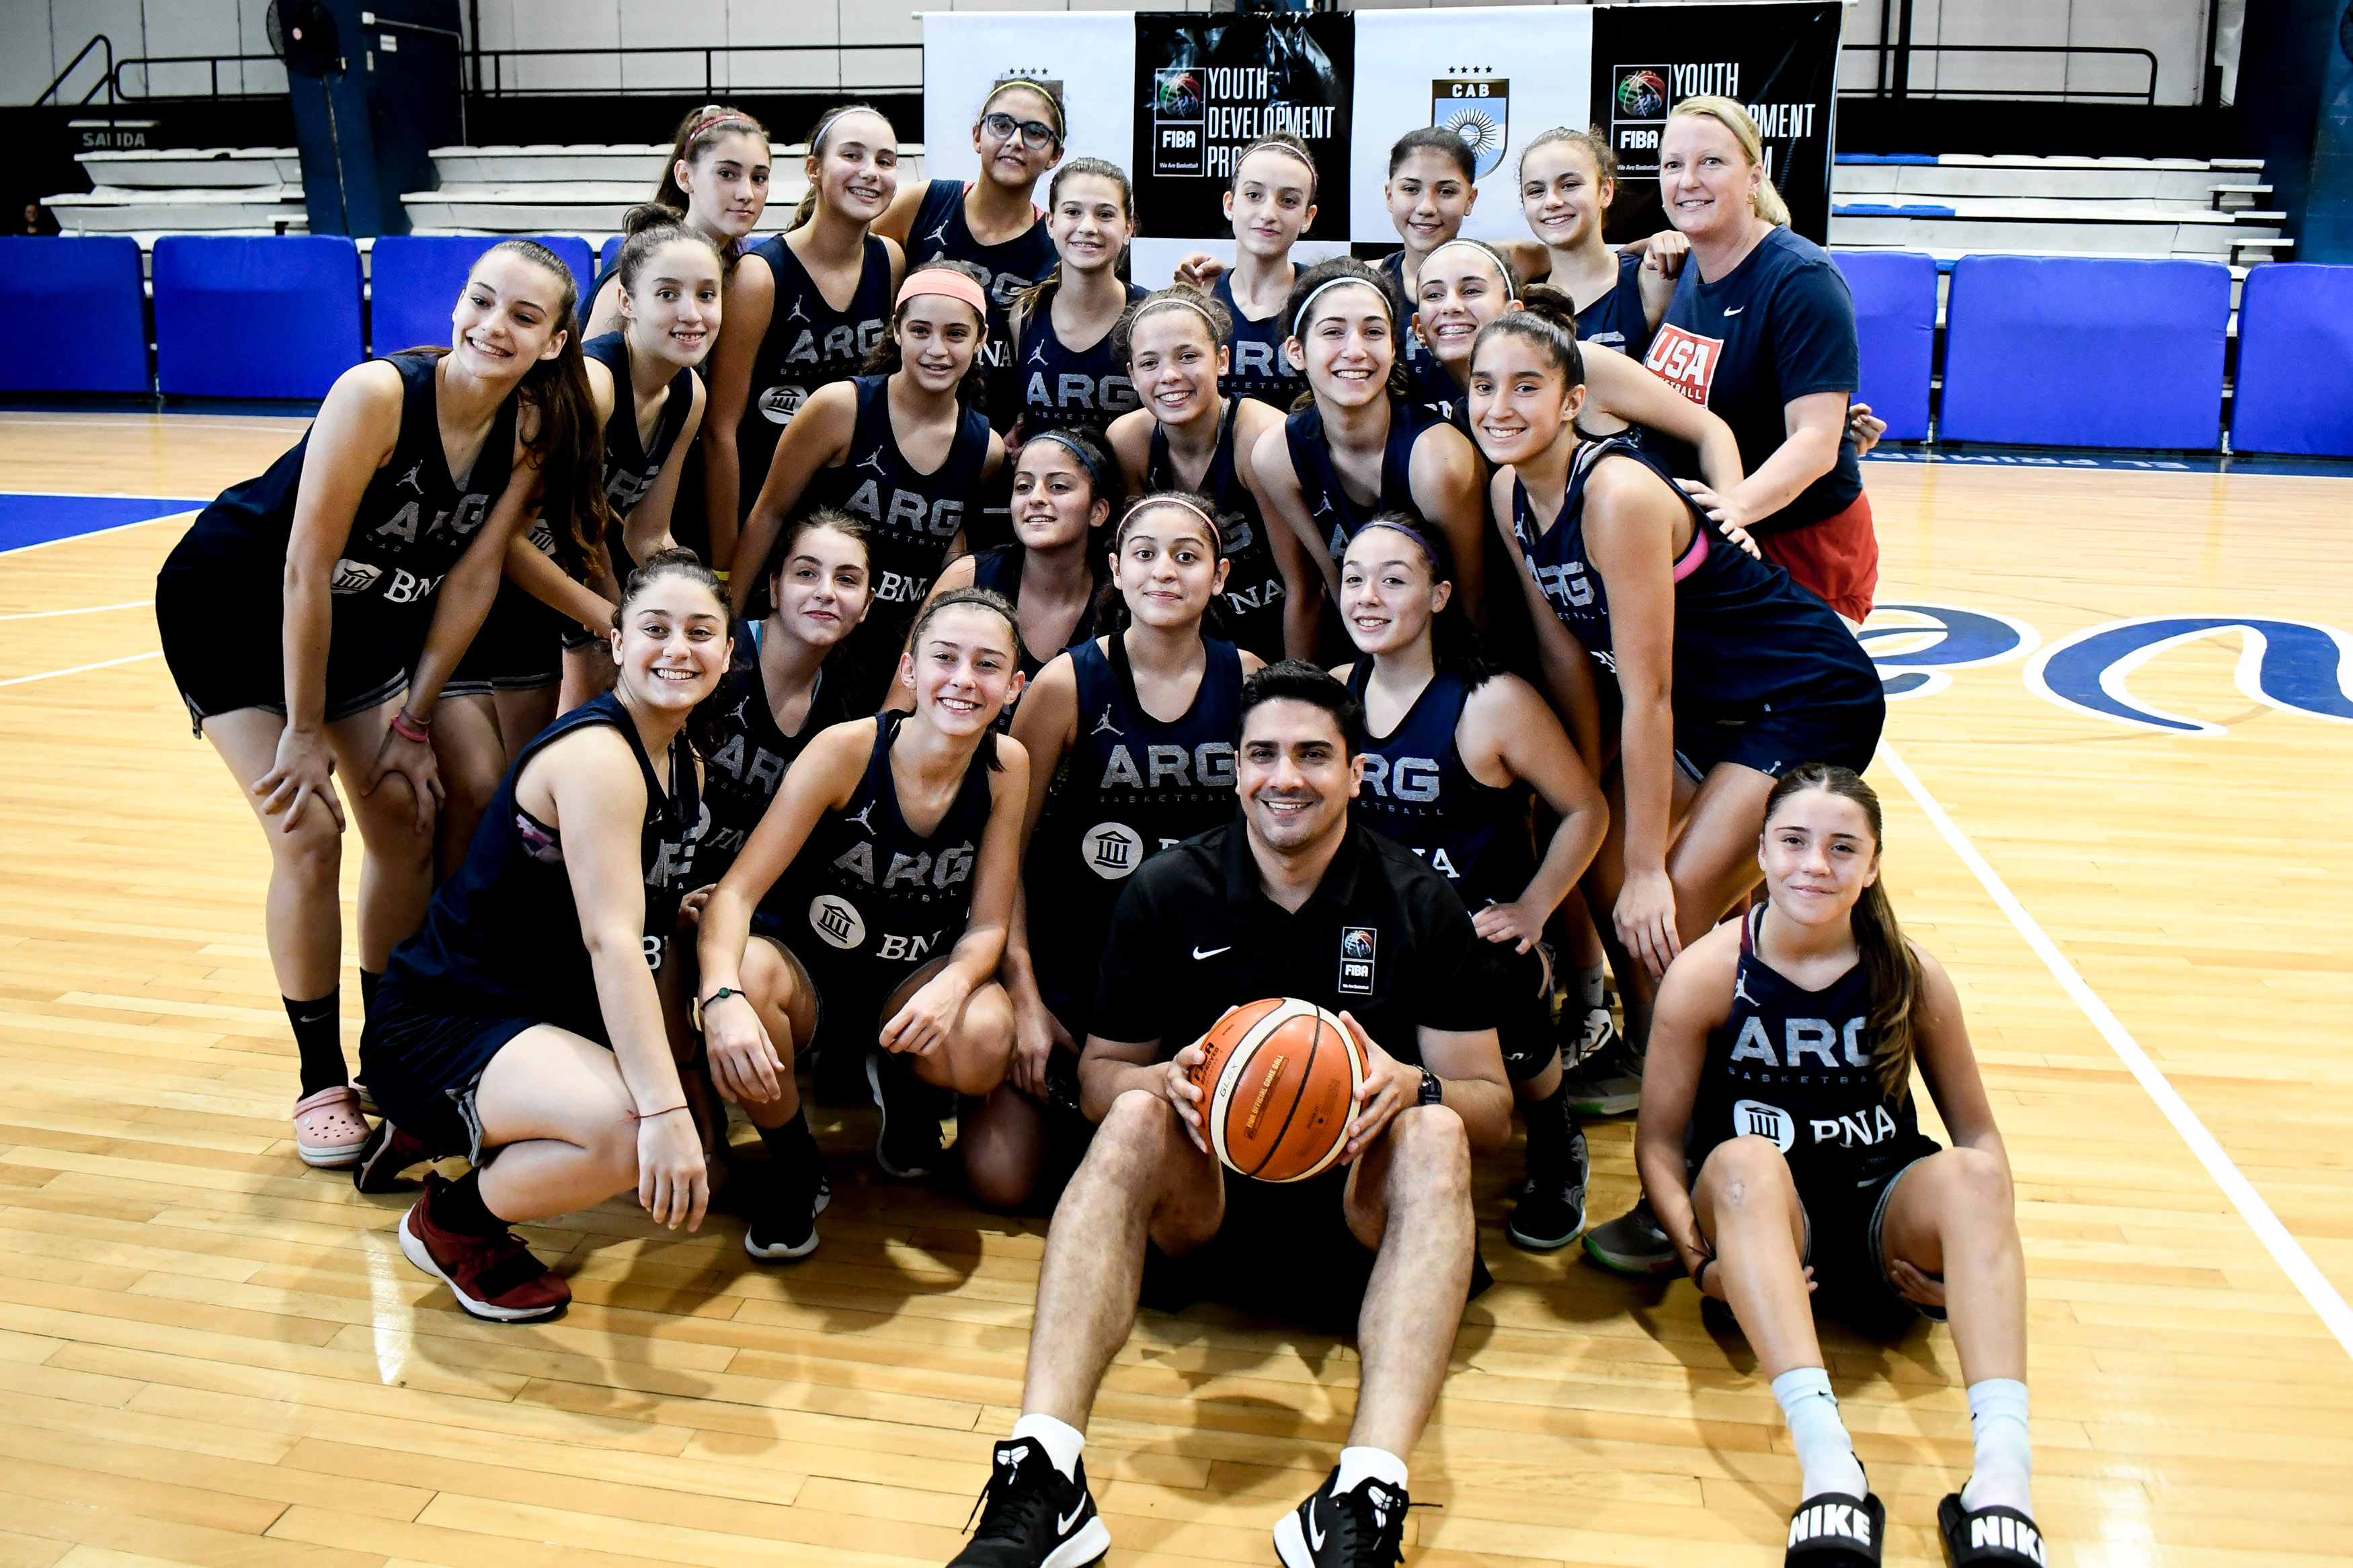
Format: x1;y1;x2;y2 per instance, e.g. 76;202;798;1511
1010;1412;1084;1481
1771;1366;1866;1501
1333;1445;1408;1494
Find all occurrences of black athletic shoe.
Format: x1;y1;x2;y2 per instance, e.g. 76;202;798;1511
869;1051;942;1179
949;1437;1110;1567
743;1162;830;1262
1273;1468;1414;1568
1581;1194;1685;1277
1507;1126;1589;1251
351;1118;430;1194
1562;1034;1643;1116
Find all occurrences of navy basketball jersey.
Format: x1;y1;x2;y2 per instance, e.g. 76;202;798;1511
584;331;696;573
1016;282;1150;440
737;234;893;515
1284;399;1442;567
803;374;994;652
165;352;518;651
1148;399;1284;661
969;543;1098;684
1510;436;1879;718
763;712;998;981
1209;272;1304;411
1377;251;1466;419
1026;633;1244;1019
698;617;854;886
1574;249;1655;359
907;179;1057;386
1343;662;1534;909
380;691;706;1038
1687;907;1928;1192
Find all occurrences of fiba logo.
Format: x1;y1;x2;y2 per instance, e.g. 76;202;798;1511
1733;1098;1796;1152
808;894;867;950
1154;69;1203;120
1337;924;1377;995
758;384;807;427
1083;821;1144;880
1616;69;1669;119
1152;67;1205;177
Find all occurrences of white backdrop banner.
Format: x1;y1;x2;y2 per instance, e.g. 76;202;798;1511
918;12;1137;189
1347;6;1593;245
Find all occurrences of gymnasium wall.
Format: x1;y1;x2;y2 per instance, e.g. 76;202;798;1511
9;0;2226;110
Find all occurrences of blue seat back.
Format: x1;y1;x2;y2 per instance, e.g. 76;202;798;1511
370;235;595;356
153;236;363;399
1832;250;1936;442
1941;256;2229;449
0;237;149;393
2231;263;2353;458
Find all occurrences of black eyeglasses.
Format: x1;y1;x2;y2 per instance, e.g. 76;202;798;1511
981;112;1058;150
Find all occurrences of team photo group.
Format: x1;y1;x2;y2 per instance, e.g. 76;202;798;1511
153;69;2046;1568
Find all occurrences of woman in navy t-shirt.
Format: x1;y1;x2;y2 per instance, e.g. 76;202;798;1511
1642;96;1878;624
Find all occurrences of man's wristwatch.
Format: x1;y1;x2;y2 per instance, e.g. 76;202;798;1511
1417;1067;1445;1107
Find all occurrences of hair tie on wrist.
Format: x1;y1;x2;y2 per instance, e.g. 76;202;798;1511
389;710;431;743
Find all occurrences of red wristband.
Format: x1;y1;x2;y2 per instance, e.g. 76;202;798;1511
389;710;431;743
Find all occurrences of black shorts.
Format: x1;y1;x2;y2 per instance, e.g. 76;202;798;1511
1490;936;1556;1082
750;913;935;1058
1798;1132;1945;1337
157;560;409;736
1672;682;1886;782
357;985;542;1163
445;579;563;696
1141;1163;1494;1335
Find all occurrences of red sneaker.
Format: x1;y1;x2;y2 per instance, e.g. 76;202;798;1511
398;1173;571;1322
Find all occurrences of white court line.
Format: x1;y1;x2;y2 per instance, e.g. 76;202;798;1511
1877;740;2353;1358
0;600;153;620
0;650;161;688
0;509;200;557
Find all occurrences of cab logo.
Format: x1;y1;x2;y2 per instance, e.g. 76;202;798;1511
1862;602;2353;735
1431;77;1509;179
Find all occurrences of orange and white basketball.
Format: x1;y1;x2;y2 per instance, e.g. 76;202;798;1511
1186;997;1368;1182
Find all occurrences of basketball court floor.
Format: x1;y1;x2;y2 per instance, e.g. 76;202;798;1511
0;408;2347;1567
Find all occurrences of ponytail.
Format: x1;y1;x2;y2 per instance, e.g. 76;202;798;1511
1762;764;1923;1097
647;104;770;276
483;239;608;581
1469;280;1585;393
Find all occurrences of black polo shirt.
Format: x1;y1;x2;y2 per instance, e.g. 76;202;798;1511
1090;819;1499;1064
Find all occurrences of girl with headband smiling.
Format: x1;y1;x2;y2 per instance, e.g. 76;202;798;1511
1002;491;1265;1208
1107;284;1304;662
1250;257;1488;641
731;263;1004;710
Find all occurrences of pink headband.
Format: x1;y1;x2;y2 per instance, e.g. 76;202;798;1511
897;268;990;318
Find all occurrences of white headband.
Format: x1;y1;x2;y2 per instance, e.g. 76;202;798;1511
1132;294;1224;341
1291;276;1393;340
1423;238;1517;300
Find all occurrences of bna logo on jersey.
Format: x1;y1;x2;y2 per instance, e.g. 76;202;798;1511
1083;821;1145;880
1733;1099;1796;1152
1432;77;1509;180
808;895;867;951
758;383;807;427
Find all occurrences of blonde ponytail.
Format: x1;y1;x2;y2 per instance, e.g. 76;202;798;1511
1667;94;1787;228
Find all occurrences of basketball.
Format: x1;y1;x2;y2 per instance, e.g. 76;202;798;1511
1189;997;1368;1183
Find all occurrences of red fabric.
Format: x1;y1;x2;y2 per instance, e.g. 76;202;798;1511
1760;488;1878;623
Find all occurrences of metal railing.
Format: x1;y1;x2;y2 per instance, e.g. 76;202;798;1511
1841;44;2161;106
112;54;289;102
36;33;115;106
465;42;923;98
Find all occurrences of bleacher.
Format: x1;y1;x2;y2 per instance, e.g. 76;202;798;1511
14;142;2352;459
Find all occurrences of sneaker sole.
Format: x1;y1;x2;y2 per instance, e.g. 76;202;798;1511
1045;1516;1111;1568
1564;1085;1642;1118
865;1053;936;1180
1579;1231;1684;1278
296;1139;367;1169
742;1187;829;1262
1506;1212;1587;1251
1271;1510;1314;1568
398;1208;566;1323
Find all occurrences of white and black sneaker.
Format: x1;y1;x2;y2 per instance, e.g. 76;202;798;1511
1507;1126;1589;1251
949;1437;1109;1567
743;1163;830;1262
1273;1467;1416;1568
1581;1194;1684;1277
1562;1034;1644;1117
869;1051;943;1179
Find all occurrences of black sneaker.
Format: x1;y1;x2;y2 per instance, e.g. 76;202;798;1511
1562;1034;1643;1117
352;1118;430;1194
869;1051;942;1179
743;1161;830;1262
1507;1126;1589;1251
949;1436;1109;1567
1581;1195;1684;1277
1273;1468;1415;1568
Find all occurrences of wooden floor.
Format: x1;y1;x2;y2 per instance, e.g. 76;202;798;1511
3;409;2350;1567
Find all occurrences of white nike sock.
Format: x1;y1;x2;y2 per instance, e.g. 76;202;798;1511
1772;1366;1867;1501
1333;1445;1408;1495
1960;1378;2034;1516
1011;1412;1084;1482
1577;963;1606;1011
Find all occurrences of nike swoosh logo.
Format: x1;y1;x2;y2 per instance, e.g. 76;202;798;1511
1058;1501;1087;1533
1306;1498;1325;1550
1191;946;1230;960
1722;306;1744;316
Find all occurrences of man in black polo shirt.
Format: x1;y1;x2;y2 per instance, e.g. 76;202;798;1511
949;663;1511;1568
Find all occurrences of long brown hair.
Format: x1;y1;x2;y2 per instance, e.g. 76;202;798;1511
1283;256;1412;413
1015;157;1136;322
1763;764;1923;1096
861;257;992;407
487;239;608;579
635;104;770;274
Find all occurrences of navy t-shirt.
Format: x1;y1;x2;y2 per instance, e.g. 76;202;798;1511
1644;225;1862;534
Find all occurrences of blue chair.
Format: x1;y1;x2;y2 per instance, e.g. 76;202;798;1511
600;235;622;272
153;236;363;399
368;235;596;355
1833;251;1936;442
1940;256;2230;449
0;237;149;393
2231;263;2353;457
